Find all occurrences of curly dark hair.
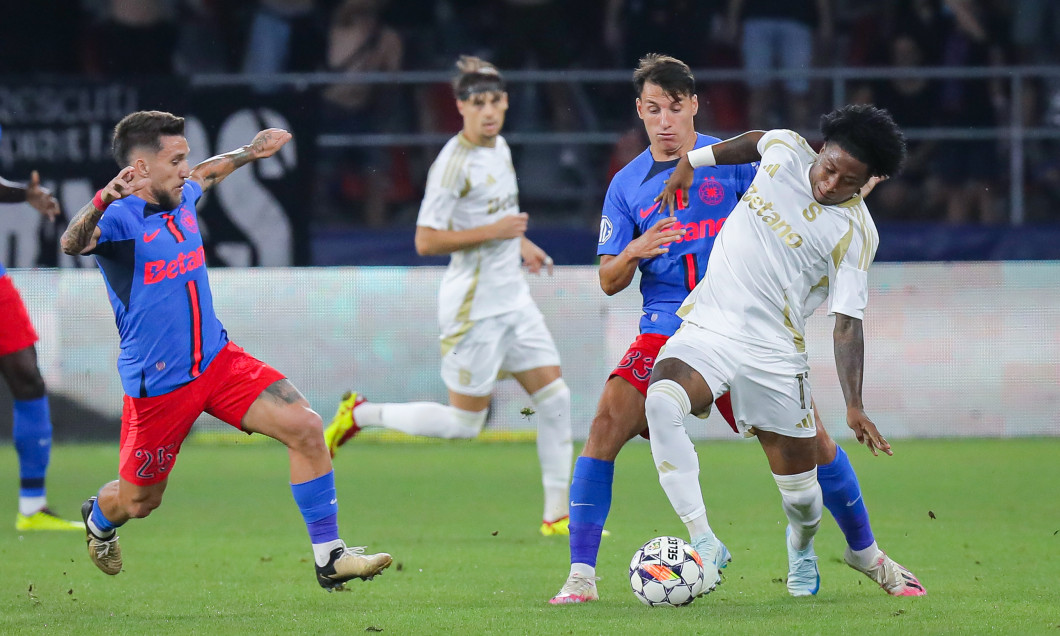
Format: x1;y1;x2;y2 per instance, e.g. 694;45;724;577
633;53;695;101
112;110;185;167
820;104;907;177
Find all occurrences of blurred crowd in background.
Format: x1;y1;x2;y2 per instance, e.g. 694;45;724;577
3;0;1059;230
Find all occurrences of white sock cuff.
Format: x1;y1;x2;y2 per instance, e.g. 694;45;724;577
452;406;488;431
646;380;692;416
531;378;570;404
772;468;819;494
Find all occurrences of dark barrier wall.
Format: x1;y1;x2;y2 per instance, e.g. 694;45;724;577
0;79;314;266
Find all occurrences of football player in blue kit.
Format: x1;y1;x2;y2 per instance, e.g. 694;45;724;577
549;55;923;603
0;129;83;531
60;110;392;589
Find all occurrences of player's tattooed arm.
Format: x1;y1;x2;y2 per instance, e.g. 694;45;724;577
62;166;148;255
60;202;104;255
190;128;292;191
834;313;892;456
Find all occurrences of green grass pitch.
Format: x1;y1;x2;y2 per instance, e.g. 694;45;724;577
1;438;1057;634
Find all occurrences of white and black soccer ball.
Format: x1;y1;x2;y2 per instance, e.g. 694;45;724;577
629;536;706;607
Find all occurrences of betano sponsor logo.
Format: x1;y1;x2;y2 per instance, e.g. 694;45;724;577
669;218;724;243
144;246;205;285
741;183;805;248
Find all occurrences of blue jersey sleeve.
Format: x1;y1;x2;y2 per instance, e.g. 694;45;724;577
597;178;635;256
95;204;136;247
184;179;204;204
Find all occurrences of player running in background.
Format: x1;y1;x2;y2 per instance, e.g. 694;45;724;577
324;56;574;536
60;111;391;589
0;157;82;531
646;104;916;598
550;58;924;603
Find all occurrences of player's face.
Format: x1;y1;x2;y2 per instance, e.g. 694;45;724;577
636;82;698;157
457;90;508;146
809;143;871;205
136;135;191;210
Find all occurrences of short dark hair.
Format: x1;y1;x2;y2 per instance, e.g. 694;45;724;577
633;54;695;101
451;55;506;100
820;104;907;177
112;110;185;166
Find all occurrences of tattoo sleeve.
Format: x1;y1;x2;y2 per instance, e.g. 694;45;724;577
0;178;27;203
60;201;104;255
833;314;865;410
191;145;254;191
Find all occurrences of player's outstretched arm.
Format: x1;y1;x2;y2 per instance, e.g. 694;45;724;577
656;131;767;215
834;312;892;457
189;128;292;192
61;166;148;255
599;216;685;295
0;171;61;220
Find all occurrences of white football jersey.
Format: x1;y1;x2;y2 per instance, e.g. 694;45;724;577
417;134;532;328
678;129;879;354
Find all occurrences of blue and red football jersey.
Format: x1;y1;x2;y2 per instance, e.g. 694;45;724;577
91;180;228;397
598;133;757;336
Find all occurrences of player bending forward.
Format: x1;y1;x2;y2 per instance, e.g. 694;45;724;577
325;56;574;536
550;58;924;604
643;104;921;598
61;111;391;589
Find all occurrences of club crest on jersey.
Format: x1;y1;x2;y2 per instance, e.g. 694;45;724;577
599;216;613;244
179;206;199;233
699;177;725;206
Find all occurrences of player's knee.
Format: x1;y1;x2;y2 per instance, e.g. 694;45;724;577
644;380;692;428
286;409;326;452
7;368;45;401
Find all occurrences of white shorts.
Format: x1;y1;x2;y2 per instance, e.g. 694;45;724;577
658;323;815;438
440;302;561;397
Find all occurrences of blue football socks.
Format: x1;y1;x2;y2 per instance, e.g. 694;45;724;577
569;457;614;568
818;444;875;551
13;397;52;499
89;498;121;537
291;471;340;545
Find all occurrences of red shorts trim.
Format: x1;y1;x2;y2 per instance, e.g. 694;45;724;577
118;341;285;486
0;275;39;357
610;332;737;438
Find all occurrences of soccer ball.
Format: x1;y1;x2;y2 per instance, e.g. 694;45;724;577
629;536;705;607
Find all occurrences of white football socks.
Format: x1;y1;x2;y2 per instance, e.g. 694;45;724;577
353;402;487;439
645;380;708;523
18;495;46;517
774;468;822;551
531;379;573;522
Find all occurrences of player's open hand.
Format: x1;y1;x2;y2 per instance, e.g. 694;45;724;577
846;407;892;457
25;170;60;221
101;166;151;206
655;156;695;215
248;128;293;159
859;175;887;199
521;238;554;276
622;215;685;260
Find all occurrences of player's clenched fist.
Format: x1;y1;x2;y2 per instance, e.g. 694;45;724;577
100;166;151;206
490;212;528;240
622;215;686;260
248;128;293;159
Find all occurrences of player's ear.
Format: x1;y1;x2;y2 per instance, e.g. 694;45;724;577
135;157;149;177
690;94;699;117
